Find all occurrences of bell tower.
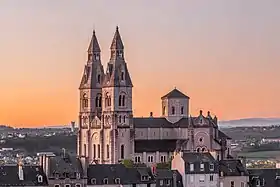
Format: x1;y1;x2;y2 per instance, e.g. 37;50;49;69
77;30;104;157
101;26;134;164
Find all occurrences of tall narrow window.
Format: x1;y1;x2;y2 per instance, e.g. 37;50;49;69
119;115;122;123
120;144;124;159
95;96;99;107
106;144;109;159
171;106;175;115
122;95;125;106
119;95;122;106
121;72;124;80
98;144;100;158
93;144;96;158
123;116;126;123
181;106;184;114
97;74;101;84
98;96;102;107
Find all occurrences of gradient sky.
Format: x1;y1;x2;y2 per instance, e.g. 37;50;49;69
0;0;280;127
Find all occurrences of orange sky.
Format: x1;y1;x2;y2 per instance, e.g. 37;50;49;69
0;1;280;127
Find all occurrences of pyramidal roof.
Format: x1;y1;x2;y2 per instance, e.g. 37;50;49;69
87;30;101;53
161;88;189;99
110;26;124;50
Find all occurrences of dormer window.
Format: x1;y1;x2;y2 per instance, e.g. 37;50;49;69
115;178;120;184
103;178;108;184
76;172;80;179
141;175;148;181
171;106;175;115
200;163;204;171
37;175;43;183
210;163;214;171
91;178;96;184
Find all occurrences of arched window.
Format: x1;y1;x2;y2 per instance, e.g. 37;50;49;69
181;106;184;114
202;147;206;152
82;94;88;108
119;115;122;123
97;74;101;84
171;106;175;115
196;147;200;153
96;94;102;107
106;144;110;159
122;95;125;106
120;144;124;159
93;144;96;158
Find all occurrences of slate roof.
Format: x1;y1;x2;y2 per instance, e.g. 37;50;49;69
133;117;189;128
248;168;280;187
161;88;189;99
87;164;154;185
48;153;84;179
0;165;48;186
135;139;178;153
219;160;249;176
155;169;183;187
219;130;232;140
182;152;215;163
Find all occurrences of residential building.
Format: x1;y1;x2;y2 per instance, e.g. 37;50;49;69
248;168;280;187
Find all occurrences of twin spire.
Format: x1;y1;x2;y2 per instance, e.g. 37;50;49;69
87;26;124;60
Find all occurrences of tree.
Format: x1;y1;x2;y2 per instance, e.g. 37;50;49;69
122;159;134;168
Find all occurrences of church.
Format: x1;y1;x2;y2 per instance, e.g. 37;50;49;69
77;27;232;165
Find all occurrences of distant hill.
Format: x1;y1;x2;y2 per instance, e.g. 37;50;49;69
219;118;280;128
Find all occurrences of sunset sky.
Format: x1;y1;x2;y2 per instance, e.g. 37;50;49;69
0;0;280;127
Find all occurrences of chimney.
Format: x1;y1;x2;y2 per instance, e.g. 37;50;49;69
80;156;88;177
150;112;153;117
18;159;24;181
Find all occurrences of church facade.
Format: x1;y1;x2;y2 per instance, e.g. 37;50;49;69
77;27;232;165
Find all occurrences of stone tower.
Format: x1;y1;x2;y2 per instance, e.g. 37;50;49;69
101;27;134;164
77;30;104;157
161;88;190;123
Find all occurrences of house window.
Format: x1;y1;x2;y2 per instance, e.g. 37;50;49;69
91;178;96;184
166;179;170;186
76;172;80;179
160;155;166;163
93;144;96;158
210;175;214;181
190;175;194;183
120;144;124;159
103;178;108;184
106;144;110;159
220;182;224;187
171;106;175;115
54;185;60;187
241;182;245;187
64;184;70;187
181;106;184;114
160;180;164;186
119;115;122;123
37;175;43;183
199;175;205;182
230;181;234;187
148;156;154;163
123;116;126;123
75;184;81;187
190;163;194;171
200;163;204;171
210;163;214;171
115;178;121;184
98;144;100;158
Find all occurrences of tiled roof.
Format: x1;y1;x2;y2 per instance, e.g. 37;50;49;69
87;164;154;185
161;88;189;99
219;160;249;176
0;165;48;186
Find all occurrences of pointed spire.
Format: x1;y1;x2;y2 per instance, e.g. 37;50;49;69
88;29;101;53
110;26;124;50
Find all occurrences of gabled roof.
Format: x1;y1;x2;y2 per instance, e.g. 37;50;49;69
0;165;48;186
161;88;189;100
